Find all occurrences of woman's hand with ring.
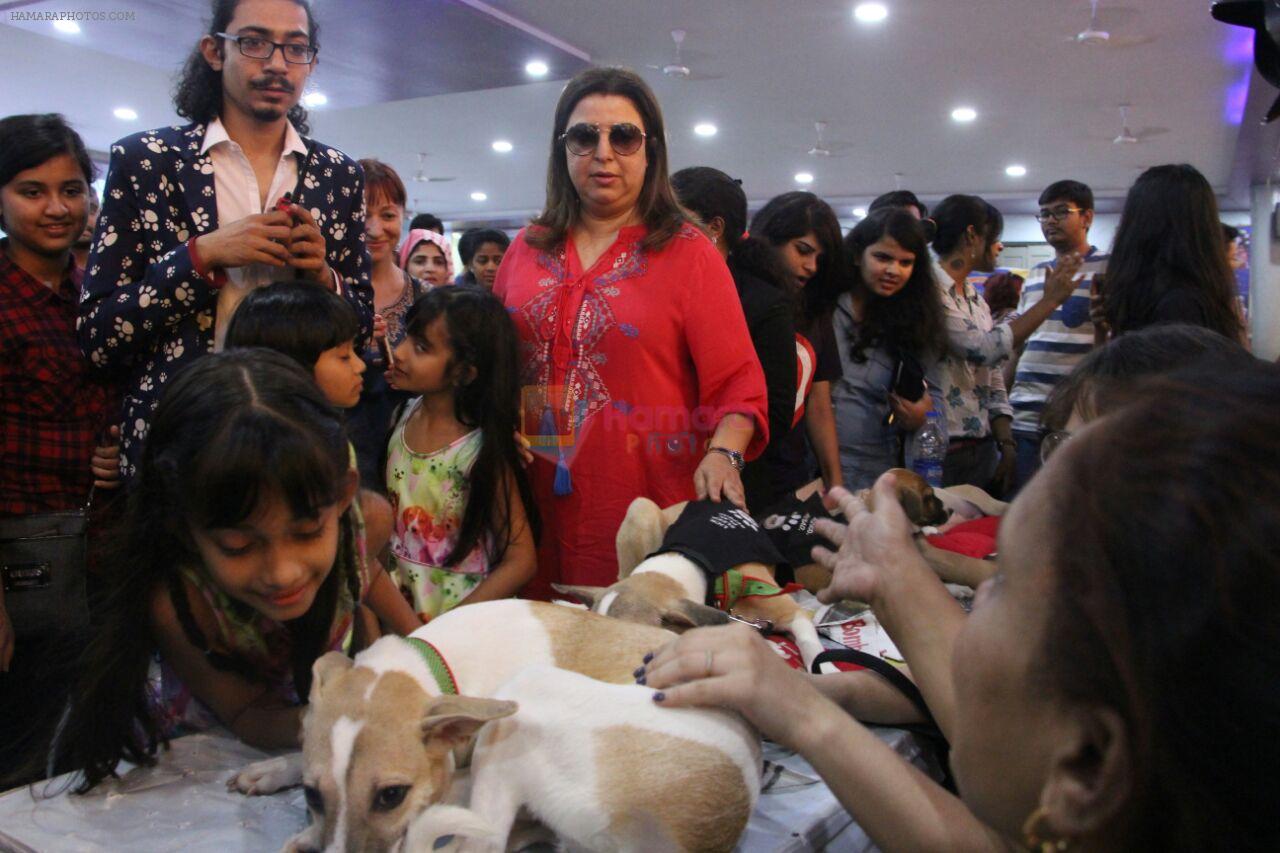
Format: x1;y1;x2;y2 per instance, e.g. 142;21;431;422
635;624;824;749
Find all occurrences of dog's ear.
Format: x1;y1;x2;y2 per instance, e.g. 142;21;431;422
660;599;731;632
616;497;668;578
896;487;928;527
551;583;607;609
921;495;949;526
421;696;518;750
309;651;354;703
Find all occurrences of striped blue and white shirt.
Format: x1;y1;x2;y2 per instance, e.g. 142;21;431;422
1009;246;1109;435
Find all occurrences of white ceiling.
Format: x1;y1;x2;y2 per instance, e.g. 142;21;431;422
0;0;1259;226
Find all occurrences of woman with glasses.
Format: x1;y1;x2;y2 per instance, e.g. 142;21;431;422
637;358;1280;853
1038;323;1253;462
1102;164;1247;345
493;67;767;595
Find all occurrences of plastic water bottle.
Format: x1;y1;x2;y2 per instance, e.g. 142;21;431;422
912;412;946;488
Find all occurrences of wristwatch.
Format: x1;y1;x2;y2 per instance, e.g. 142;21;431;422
707;446;745;471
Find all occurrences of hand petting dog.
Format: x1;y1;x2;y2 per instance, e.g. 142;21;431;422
639;623;824;752
694;450;746;509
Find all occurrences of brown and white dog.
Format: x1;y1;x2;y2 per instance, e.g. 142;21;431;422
230;599;759;852
803;469;1008;591
407;664;760;852
552;470;1005;672
554;500;829;671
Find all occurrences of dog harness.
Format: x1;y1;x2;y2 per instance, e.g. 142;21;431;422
405;637;459;695
651;500;787;579
711;569;806;611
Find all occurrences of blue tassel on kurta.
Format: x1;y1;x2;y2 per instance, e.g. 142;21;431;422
539;405;574;495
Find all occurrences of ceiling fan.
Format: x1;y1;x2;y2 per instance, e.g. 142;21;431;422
805;121;852;158
1110;104;1168;145
645;29;720;81
410;152;454;184
1068;0;1151;48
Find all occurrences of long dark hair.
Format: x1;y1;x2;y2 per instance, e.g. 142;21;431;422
842;209;946;362
750;191;846;327
401;288;539;569
1042;360;1280;850
55;349;361;791
669;166;791;294
173;0;317;134
526;66;689;253
1103;164;1243;341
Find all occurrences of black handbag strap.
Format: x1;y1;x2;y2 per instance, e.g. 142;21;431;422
810;647;936;729
811;647;956;791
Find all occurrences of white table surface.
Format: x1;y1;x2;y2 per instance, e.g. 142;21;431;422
0;727;933;852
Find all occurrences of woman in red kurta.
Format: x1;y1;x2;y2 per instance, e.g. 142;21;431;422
494;68;767;595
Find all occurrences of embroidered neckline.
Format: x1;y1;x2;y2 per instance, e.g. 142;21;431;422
405;637;458;695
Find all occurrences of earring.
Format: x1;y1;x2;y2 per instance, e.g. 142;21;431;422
1021;807;1071;852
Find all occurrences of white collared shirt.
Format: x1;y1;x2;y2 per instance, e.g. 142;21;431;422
201;116;308;349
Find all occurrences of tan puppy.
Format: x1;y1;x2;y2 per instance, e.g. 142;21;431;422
406;664;760;852
860;469;1005;588
232;599;734;851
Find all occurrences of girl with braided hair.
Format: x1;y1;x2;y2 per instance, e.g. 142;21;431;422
52;349;416;791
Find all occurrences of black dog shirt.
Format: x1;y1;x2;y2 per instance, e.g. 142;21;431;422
652;500;787;579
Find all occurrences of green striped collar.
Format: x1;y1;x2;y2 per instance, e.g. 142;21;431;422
405;637;458;696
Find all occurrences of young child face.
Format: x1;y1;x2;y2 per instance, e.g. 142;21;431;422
313;339;366;408
190;478;355;622
389;317;455;395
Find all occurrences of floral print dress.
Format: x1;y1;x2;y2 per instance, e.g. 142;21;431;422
386;400;488;621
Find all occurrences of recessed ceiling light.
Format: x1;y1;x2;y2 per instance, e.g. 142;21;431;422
525;60;549;78
113;107;138;121
491;139;514;153
1005;164;1028;178
853;207;868;218
302;92;328;108
470;191;488;202
951;106;977;123
794;172;814;185
694;122;718;138
853;3;889;24
53;20;81;34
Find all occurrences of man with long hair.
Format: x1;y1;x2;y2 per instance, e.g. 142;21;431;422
78;0;372;478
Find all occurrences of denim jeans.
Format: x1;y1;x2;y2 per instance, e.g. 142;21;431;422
1010;432;1044;497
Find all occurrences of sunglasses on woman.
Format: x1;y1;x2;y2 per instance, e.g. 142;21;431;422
559;122;648;157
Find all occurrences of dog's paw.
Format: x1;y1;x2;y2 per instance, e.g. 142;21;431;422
227;753;304;796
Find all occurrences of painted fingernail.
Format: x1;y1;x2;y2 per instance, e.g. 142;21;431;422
635;675;646;685
643;652;654;663
633;666;645;678
653;692;666;702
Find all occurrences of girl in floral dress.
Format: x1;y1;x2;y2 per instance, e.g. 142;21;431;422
385;288;537;621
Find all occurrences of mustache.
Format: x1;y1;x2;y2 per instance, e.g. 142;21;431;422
251;77;294;92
